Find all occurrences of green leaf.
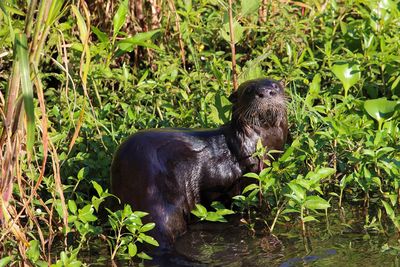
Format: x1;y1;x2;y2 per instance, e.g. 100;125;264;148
191;204;208;218
242;183;259;194
205;212;226;222
27;240;40;262
68;200;77;214
243;172;260;180
309;167;336;181
77;168;86;180
113;0;129;37
140;234;159;246
288;183;306;201
137;252;152;260
91;181;103;196
71;5;88;43
241;0;260;16
215;209;235;216
141;223;155;232
128;243;137;257
15;33;35;155
117;30;161;52
220;21;244;44
78;205;97;223
304;196;330;210
303;215;318;222
364;98;398;129
46;0;65;26
331;62;361;97
91;26;109;44
305;73;321;107
0;256;12;267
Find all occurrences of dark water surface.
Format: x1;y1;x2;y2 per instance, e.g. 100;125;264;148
87;219;400;266
171;221;399;267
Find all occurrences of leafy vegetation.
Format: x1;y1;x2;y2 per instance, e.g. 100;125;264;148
0;0;399;265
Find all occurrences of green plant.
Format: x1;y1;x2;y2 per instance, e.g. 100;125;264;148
106;205;159;261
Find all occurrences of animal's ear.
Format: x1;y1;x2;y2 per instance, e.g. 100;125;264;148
228;90;238;103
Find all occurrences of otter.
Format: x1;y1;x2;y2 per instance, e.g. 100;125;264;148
111;78;288;250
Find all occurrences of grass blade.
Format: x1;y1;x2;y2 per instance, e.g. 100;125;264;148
15;33;35;156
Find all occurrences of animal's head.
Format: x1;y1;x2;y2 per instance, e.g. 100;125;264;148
229;78;287;127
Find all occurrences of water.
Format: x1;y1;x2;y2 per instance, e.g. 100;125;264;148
171;220;399;267
87;218;400;266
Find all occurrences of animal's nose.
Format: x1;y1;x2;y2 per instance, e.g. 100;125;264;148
256;88;277;98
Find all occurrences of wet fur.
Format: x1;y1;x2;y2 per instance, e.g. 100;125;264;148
111;78;288;251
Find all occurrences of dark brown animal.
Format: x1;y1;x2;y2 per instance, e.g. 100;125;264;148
111;78;288;250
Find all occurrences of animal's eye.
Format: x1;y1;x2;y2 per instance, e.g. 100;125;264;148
245;87;253;95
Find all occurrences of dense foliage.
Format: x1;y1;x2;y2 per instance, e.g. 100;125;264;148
0;0;399;265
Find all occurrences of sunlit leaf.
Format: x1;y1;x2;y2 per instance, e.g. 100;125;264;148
141;223;155;232
241;0;260;16
305;73;321;107
191;204;208;218
303;215;318;222
288;183;306;201
364;98;398;130
117;30;161;52
331;63;361;97
128;243;137;257
304;196;330;210
220;21;244;44
71;5;88;43
113;0;129;37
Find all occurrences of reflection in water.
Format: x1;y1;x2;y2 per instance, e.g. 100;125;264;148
91;219;400;266
279;249;337;267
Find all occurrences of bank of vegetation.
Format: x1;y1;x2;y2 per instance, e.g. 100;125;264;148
0;0;399;265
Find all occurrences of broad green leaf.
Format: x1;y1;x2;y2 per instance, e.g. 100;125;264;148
128;243;137;257
216;208;235;216
304;196;330;210
68;200;77;214
309;167;336;181
91;26;109;44
206;212;226;222
243;172;259;180
117;30;161;52
331;63;361;97
78;205;97;222
137;252;152;260
91;181;103;196
191;204;208;218
303;215;318;222
27;240;40;262
0;256;12;267
220;21;244;44
141;223;155;232
241;0;260;16
288;183;306;201
305;73;321;107
113;0;129;36
364;98;398;130
15;33;35;155
242;184;259;194
139;234;159;247
382;200;395;218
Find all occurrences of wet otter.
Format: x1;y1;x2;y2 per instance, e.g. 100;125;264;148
111;78;288;250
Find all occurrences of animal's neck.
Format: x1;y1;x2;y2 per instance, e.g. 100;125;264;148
223;122;265;172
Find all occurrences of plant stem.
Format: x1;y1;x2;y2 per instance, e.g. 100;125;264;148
228;0;238;91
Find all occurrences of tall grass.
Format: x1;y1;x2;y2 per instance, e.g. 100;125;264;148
0;0;399;265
